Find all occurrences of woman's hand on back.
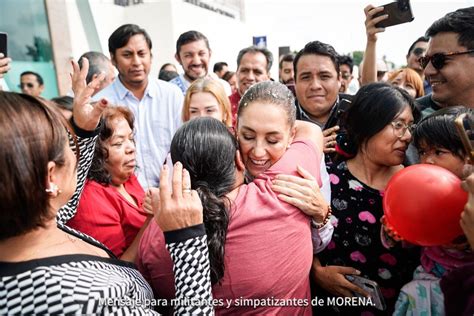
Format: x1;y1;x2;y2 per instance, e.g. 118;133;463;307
272;165;329;223
155;162;203;232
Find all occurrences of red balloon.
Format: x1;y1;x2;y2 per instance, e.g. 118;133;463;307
383;164;467;246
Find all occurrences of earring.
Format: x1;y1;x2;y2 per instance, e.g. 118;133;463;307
287;144;291;149
45;182;60;194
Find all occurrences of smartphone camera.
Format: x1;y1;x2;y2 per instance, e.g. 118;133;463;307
397;0;410;12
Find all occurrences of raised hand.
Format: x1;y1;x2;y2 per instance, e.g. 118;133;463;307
70;58;108;131
322;125;339;154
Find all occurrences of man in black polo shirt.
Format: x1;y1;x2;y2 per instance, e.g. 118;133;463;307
294;41;352;158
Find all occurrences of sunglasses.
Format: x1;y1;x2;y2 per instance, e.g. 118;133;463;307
412;47;426;57
419;49;474;70
19;82;35;89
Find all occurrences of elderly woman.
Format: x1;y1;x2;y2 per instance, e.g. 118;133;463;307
182;77;232;127
314;82;421;315
67;106;151;262
139;82;324;315
0;59;212;314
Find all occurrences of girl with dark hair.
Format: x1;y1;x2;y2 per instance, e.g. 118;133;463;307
138;82;324;315
314;82;421;315
393;106;474;315
67;106;152;262
0;59;212;314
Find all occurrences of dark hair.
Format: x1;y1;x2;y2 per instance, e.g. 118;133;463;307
159;63;176;72
78;51;111;84
236;46;273;73
338;55;354;73
158;69;179;82
406;36;429;56
426;7;474;50
0;92;70;239
170;117;236;284
343;82;418;154
108;24;152;55
20;71;44;85
414;106;472;159
222;71;235;82
294;41;340;78
279;53;295;69
238;81;296;127
213;62;228;73
51;95;74;112
176;30;210;55
87;106;135;185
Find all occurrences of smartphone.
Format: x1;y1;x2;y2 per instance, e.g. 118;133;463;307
455;112;474;163
345;275;386;311
0;32;7;57
374;0;414;28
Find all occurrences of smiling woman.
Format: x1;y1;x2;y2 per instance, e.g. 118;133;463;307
67;106;152;262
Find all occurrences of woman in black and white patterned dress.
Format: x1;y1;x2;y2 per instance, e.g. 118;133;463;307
0;60;213;315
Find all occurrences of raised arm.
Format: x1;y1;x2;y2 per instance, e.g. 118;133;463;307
57;58;108;224
361;5;387;85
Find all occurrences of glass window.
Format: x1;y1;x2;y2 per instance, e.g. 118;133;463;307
0;0;58;98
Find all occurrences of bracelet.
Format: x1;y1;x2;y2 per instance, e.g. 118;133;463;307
311;205;332;229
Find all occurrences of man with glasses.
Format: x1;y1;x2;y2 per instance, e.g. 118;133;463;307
19;71;44;97
405;36;430;94
417;7;474;118
338;55;354;94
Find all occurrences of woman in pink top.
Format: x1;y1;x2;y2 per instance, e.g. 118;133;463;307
68;106;152;262
138;82;324;314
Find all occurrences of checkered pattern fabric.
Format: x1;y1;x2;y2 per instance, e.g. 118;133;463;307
56;133;97;225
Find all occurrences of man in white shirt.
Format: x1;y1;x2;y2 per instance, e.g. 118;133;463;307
94;24;183;188
170;30;231;96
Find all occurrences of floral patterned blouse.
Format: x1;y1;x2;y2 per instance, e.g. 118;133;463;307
317;161;420;315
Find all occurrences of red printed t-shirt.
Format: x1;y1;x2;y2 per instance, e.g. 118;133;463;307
68;174;147;257
137;139;320;315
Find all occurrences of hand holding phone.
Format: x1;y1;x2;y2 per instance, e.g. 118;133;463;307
0;33;7;57
345;275;386;311
374;0;414;28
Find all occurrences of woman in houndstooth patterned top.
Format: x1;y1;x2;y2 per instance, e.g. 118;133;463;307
0;59;213;315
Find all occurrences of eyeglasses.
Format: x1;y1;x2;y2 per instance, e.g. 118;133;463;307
412;47;426;57
19;82;34;89
391;120;415;138
341;72;351;80
419;49;474;70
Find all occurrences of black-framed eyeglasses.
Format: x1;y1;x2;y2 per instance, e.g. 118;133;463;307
412;47;426;57
419;49;474;70
391;120;416;138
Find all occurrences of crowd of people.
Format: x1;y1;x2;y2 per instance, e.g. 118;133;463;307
0;4;473;315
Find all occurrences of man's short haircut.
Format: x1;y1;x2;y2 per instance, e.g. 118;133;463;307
20;71;44;85
108;24;152;55
294;41;340;77
236;46;273;73
279;54;295;69
159;69;179;82
406;36;429;56
338;55;354;73
176;30;210;55
78;51;111;84
213;62;228;73
426;7;474;50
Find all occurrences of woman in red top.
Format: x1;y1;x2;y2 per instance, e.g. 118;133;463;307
68;106;152;261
